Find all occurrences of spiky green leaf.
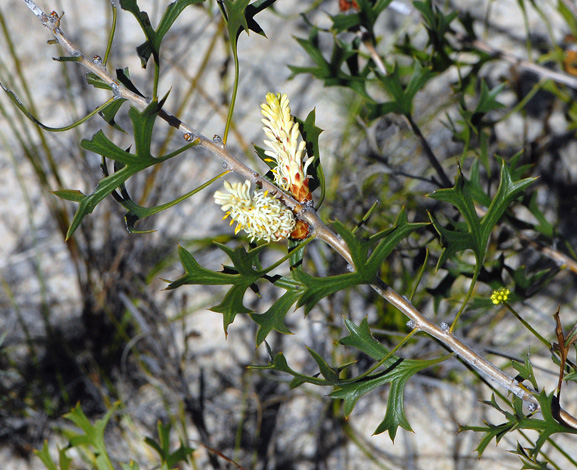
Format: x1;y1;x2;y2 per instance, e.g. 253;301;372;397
332;318;447;440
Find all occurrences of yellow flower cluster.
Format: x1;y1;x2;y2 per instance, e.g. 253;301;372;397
490;287;510;305
214;181;295;243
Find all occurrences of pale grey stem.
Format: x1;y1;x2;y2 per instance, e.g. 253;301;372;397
23;0;44;18
22;0;577;430
461;35;577;90
370;279;577;429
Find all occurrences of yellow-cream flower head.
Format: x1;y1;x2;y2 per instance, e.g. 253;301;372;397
214;180;296;243
490;287;510;305
261;92;314;202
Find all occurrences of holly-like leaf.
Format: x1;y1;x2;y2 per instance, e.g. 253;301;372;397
295;108;325;207
412;0;457;70
249;351;330;387
366;62;435;118
429;161;536;271
97;98;128;132
253;318;446;440
290;27;372;99
221;0;250;44
429;161;536;318
251;289;301;346
459;81;507;133
220;0;274;42
331;0;393;35
474;81;506;115
294;212;425;314
63;403;120;470
120;0;204;67
294;269;365;315
58;98;197;239
339;317;388;360
460;392;577;458
366;209;429;273
166;243;284;333
307;346;340;384
35;441;71;470
144;421;194;469
512;354;539;391
332;318;448;440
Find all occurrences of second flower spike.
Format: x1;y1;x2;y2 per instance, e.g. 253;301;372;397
261;92;314;204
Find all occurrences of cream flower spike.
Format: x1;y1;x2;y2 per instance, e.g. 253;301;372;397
214;180;296;243
261;92;314;203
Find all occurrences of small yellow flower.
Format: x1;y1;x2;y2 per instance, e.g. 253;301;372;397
214;180;296;242
490;287;510;305
261;92;314;203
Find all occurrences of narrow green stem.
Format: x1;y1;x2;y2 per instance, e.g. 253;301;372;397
505;302;551;348
339;328;424;384
223;49;240;145
153;61;160;100
103;1;118;66
546;432;577;468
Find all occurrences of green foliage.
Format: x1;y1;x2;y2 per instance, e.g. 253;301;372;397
36;442;72;470
366;62;435;118
34;404;118;470
64;404;118;470
412;0;458;70
219;0;276;142
34;404;194;470
144;421;194;470
295;211;427;314
254;318;448;440
460;392;577;459
331;0;394;36
166;243;273;333
166;209;423;338
289;26;372;99
120;0;205;68
429;161;537;271
251;289;301;346
428;160;537;318
54;99;198;239
333;318;448;440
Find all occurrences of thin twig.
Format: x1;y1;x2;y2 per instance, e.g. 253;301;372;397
456;32;577;90
403;113;452;187
363;38;452;188
20;0;577;429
